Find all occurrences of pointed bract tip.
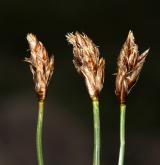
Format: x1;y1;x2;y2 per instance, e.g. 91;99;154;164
26;33;38;50
127;30;135;41
144;48;150;54
75;31;80;35
66;32;76;45
26;33;35;41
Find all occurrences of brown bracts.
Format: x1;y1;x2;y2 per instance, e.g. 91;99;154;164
115;31;149;104
25;33;54;101
66;32;105;100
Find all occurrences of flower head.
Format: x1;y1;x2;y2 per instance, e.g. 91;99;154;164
115;31;149;104
66;32;105;100
25;33;54;101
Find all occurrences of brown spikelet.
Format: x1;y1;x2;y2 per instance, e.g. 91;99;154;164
115;30;149;104
25;33;54;101
66;32;105;99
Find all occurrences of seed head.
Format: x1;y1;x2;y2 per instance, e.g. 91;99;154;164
25;33;54;101
115;31;149;104
66;32;105;100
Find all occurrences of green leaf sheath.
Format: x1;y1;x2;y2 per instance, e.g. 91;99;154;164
92;99;100;165
37;101;44;165
118;104;126;165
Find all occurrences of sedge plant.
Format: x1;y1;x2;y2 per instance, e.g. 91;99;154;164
25;34;54;165
66;32;105;165
115;31;149;165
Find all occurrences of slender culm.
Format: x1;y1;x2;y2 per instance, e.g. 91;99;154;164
66;32;105;165
92;98;100;165
118;104;126;165
37;101;44;165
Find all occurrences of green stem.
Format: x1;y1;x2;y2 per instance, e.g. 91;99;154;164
37;101;44;165
118;104;126;165
92;98;100;165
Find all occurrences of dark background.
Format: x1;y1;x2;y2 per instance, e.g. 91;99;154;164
0;0;159;164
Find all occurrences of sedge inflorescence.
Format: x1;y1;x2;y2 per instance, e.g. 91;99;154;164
115;31;149;104
66;32;105;100
25;33;54;101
